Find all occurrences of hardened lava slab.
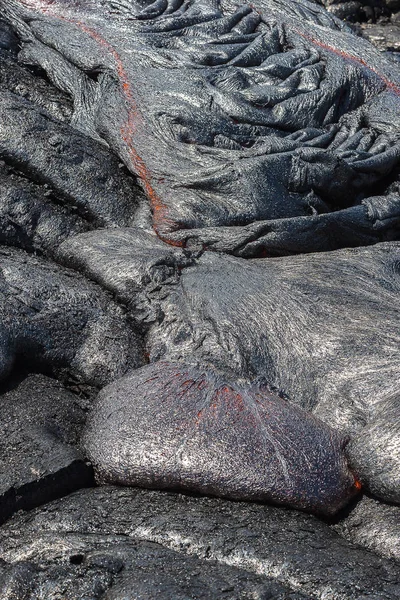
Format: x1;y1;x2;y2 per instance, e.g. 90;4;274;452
0;373;94;525
0;246;144;387
0;487;399;599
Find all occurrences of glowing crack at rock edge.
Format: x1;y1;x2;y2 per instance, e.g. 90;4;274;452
1;0;400;514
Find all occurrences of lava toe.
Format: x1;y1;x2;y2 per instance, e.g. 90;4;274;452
84;361;359;515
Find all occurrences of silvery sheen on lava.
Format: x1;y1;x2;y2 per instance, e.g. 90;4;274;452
0;0;399;514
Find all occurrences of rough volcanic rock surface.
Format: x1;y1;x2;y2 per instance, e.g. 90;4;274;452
57;227;195;314
0;373;94;526
0;159;89;255
0;0;399;597
0;89;145;231
0;45;73;123
0;246;145;386
362;12;400;51
0;539;309;600
0;19;19;53
0;487;399;600
332;495;400;561
313;0;400;22
0;39;149;251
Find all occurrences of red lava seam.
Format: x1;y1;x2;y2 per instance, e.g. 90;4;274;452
21;1;400;246
295;30;400;96
23;1;182;245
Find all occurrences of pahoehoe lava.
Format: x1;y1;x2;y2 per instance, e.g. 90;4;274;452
2;0;400;254
60;229;400;508
0;0;399;523
84;360;359;514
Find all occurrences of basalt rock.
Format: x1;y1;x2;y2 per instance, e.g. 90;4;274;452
313;0;399;23
0;487;399;599
57;227;194;316
1;0;400;255
84;360;358;515
346;392;400;503
332;494;400;561
0;43;73;123
0;43;151;248
362;15;400;52
0;540;308;600
0;160;89;255
0;89;145;231
61;228;399;507
0;19;19;53
0;0;399;537
0;246;144;386
0;373;94;525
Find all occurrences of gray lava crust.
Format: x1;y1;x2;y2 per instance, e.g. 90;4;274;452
0;487;399;600
0;0;399;597
0;373;95;526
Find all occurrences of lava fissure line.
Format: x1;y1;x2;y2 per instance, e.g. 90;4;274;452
20;1;176;243
17;0;400;248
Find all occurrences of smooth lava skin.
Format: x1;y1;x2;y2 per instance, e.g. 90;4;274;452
1;0;399;514
1;0;400;255
61;230;399;507
84;360;360;515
